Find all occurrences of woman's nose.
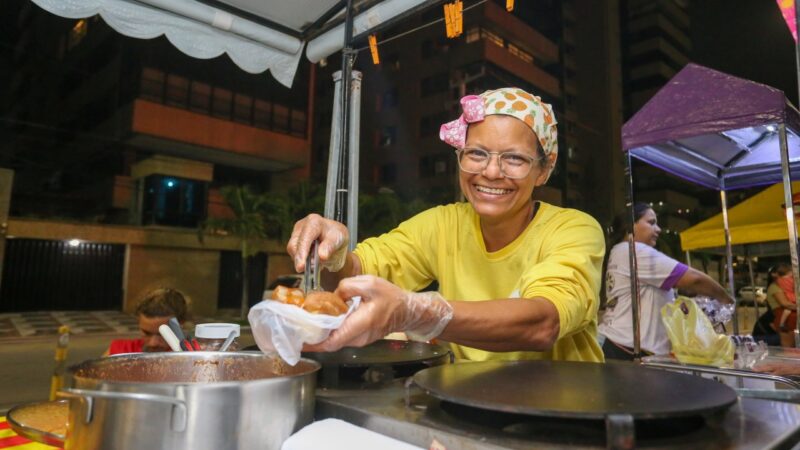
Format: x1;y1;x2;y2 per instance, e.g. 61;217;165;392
481;154;504;178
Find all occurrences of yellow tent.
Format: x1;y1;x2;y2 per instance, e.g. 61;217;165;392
680;181;800;252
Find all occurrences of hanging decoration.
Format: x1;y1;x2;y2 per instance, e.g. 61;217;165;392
368;34;380;64
444;0;463;38
506;0;514;12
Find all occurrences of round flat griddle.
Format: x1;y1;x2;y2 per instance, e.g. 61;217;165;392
303;339;450;366
303;339;451;388
413;360;737;419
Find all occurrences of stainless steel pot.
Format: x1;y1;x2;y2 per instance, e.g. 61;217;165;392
58;352;319;450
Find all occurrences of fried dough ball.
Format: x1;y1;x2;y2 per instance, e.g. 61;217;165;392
302;291;348;316
271;286;347;315
271;285;304;306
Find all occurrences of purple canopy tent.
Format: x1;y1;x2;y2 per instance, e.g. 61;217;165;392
621;63;800;354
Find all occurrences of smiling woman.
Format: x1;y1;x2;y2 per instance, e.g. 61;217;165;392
286;87;606;363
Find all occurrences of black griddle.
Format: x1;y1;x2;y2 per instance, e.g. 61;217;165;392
413;360;738;449
303;339;452;388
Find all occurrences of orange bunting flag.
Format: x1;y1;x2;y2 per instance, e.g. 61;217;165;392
443;1;463;38
776;0;798;42
368;34;380;65
506;0;515;12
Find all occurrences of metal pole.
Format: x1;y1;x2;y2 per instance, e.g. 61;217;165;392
625;152;642;358
778;123;800;346
795;0;800;105
324;72;343;219
346;71;362;250
685;251;691;266
746;249;759;334
334;0;356;224
720;188;738;334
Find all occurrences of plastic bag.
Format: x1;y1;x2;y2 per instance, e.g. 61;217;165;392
730;335;768;370
661;296;734;367
248;296;360;365
693;296;734;332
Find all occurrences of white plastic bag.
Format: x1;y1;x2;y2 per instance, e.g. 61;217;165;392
248;296;360;365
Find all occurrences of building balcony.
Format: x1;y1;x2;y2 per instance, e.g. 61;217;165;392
448;40;561;98
479;1;559;65
118;99;310;171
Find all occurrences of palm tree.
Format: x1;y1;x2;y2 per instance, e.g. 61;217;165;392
199;185;270;319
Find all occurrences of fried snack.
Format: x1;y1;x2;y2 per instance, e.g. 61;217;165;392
271;285;304;306
270;286;348;315
302;291;348;315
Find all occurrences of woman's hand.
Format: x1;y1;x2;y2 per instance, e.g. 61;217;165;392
304;275;453;352
287;214;349;273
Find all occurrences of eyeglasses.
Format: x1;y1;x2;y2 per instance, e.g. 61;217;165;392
454;147;541;179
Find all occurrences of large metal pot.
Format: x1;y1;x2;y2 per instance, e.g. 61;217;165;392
58;352;319;450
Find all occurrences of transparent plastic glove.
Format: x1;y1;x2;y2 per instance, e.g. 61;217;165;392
304;275;454;352
287;214;349;273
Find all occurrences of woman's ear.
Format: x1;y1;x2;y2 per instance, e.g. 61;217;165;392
535;153;557;186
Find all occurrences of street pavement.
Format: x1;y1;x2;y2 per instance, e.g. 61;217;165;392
0;310;254;414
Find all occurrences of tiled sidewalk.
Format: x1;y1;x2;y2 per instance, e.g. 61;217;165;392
0;310;246;339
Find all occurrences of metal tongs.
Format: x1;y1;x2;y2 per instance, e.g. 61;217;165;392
303;240;321;294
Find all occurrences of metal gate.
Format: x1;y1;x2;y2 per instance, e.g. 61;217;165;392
0;238;125;311
217;251;267;309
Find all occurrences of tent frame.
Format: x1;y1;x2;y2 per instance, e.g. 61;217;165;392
625;121;800;357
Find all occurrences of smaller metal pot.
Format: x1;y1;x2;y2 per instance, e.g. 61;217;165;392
58;352;319;450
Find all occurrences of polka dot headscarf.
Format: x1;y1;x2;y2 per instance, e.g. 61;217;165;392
440;87;558;159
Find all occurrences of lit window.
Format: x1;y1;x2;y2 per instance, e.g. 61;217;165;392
507;43;533;64
165;74;189;107
140;68;165;101
481;29;504;48
141;175;208;228
233;94;253;124
254;100;272;128
212;88;233;119
189;82;211;113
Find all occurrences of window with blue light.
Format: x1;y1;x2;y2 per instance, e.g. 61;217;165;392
142;175;207;227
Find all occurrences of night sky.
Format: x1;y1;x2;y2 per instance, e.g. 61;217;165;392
691;0;797;103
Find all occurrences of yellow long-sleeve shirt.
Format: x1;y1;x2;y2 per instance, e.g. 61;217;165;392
354;201;605;362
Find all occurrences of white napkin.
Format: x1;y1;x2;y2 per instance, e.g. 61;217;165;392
281;419;424;450
248;297;360;365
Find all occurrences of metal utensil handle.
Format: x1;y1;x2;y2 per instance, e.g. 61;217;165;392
641;361;800;389
220;330;237;351
304;240;319;293
57;388;187;432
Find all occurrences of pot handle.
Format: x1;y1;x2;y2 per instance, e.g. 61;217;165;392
57;388;187;432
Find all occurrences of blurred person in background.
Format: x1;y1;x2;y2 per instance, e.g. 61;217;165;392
599;203;733;360
105;288;190;355
766;263;797;347
751;265;780;346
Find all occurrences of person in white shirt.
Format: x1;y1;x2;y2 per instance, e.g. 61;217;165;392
599;202;733;360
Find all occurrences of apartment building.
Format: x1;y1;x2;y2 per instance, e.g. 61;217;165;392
0;2;311;314
314;0;624;222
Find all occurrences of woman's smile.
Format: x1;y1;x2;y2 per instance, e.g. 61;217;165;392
473;184;515;196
